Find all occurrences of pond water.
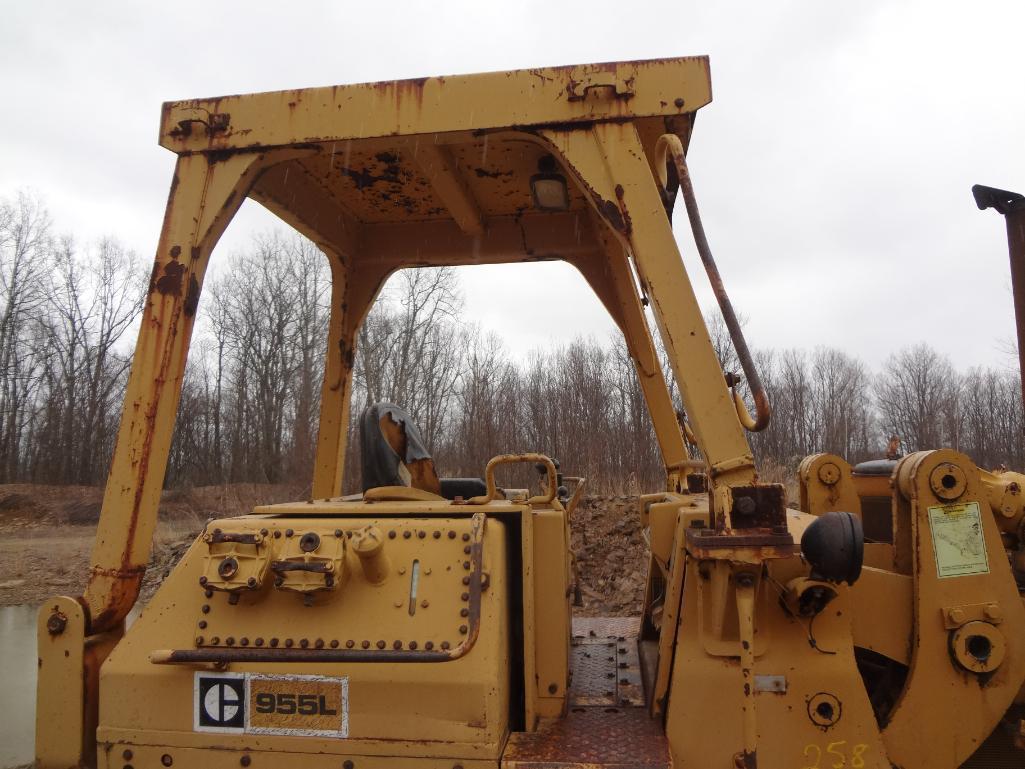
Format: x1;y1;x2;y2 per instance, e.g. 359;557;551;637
0;603;142;768
0;604;37;768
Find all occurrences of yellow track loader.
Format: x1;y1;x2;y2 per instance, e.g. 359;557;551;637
35;57;1025;769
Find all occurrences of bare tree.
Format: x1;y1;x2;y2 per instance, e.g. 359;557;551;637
875;344;961;454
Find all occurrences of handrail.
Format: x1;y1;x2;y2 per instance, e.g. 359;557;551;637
655;134;771;432
464;453;559;505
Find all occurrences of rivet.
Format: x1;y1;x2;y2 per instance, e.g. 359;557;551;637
255;638;264;647
461;592;469;601
335;529;343;538
403;531;412;539
331;640;339;648
228;593;240;605
674;97;685;108
462;533;470;542
441;641;451;650
315;639;325;649
260;528;268;536
273;531;282;538
226;637;235;646
346;640;355;648
388;531;396;539
343;761;355;769
425;641;434;650
240;756;251;767
199;576;208;586
195;636;204;645
198;620;207;629
460;608;469;617
240;637;249;646
421;599;429;608
204;589;213;598
448;531;456;539
377;640;386;649
417;531;425;539
161;755;173;767
463;545;471;554
433;531;441;539
409;641;418;650
285;639;294;648
247;577;257;588
361;640;370;649
300;639;309;648
548;683;558;694
210;636;220;645
270;638;279;647
459;625;468;634
393;640;402;649
285;529;294;537
462;576;470;585
462;561;470;570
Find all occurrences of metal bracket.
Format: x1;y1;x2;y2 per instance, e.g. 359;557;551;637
565;65;636;101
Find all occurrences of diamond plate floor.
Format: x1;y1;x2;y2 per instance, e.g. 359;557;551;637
503;616;668;769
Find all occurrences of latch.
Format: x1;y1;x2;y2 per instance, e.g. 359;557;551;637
565;65;635;102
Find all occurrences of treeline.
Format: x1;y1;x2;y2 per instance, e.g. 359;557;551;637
1;191;1022;495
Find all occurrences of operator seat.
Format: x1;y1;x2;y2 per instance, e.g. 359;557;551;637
359;402;486;500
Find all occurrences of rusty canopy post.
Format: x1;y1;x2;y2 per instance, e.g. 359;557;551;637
82;151;272;633
568;234;692;488
542;123;756;497
312;259;393;498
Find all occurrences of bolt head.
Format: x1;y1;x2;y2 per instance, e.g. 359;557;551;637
46;612;67;636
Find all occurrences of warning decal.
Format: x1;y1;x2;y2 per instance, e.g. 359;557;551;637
927;501;990;579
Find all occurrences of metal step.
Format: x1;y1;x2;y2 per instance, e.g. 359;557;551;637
503;617;669;769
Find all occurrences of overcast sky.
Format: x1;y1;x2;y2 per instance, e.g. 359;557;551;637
2;1;1024;370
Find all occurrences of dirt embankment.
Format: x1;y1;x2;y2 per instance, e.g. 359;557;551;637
0;485;647;614
0;483;303;607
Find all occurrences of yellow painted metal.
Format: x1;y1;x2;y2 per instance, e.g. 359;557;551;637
883;450;1025;767
36;597;86;769
34;54;1025;769
531;509;571;718
798;454;861;516
99;513;511;758
158;59;712;153
539;123;755;491
83;150;294;633
664;556;891;768
570;215;691;489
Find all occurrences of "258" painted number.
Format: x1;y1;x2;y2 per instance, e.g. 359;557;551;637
802;741;868;769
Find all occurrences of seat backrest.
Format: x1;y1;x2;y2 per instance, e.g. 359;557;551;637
359;402;441;495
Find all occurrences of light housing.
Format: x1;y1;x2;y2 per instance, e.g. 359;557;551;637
530;155;570;211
